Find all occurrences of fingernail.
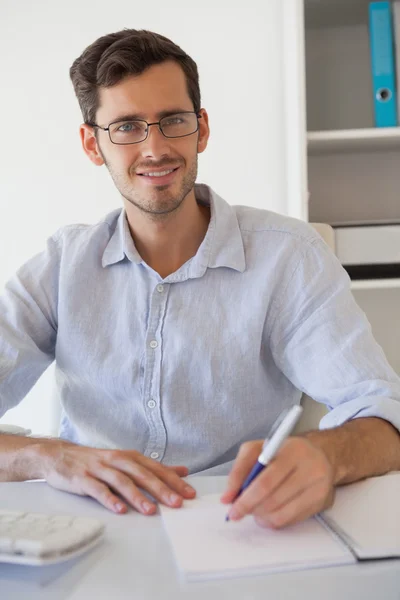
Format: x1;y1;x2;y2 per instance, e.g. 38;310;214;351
220;492;232;502
142;501;154;514
169;493;181;504
184;485;195;496
228;507;241;521
114;502;125;513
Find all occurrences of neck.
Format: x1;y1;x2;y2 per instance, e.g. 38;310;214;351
124;189;210;279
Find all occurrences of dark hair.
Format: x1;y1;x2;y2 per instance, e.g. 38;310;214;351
69;29;201;125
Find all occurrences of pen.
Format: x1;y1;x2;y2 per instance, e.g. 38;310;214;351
225;405;303;521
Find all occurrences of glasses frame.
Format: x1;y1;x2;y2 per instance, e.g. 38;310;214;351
88;111;202;145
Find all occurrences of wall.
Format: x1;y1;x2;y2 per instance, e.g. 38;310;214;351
0;0;292;434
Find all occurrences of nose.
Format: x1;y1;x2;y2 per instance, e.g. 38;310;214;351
139;122;171;160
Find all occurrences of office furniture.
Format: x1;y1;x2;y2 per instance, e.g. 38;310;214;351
0;476;399;600
304;0;400;379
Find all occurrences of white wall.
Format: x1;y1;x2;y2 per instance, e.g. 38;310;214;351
0;0;297;434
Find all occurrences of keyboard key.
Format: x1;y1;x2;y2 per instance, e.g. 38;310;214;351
49;516;73;528
0;511;23;524
0;535;13;553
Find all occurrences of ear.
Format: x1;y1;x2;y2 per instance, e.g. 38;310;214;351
80;124;105;166
197;108;210;154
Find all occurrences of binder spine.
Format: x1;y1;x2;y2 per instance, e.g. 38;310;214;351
393;1;400;123
368;1;398;127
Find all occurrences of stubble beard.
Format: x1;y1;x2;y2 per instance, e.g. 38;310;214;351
103;153;198;222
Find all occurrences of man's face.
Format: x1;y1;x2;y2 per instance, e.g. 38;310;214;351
81;61;209;218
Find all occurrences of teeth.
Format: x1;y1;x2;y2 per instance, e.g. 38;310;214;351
142;169;174;177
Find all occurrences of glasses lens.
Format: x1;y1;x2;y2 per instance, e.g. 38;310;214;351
109;120;147;144
160;113;198;138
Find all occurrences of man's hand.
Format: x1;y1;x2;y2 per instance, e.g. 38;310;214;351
220;437;335;529
36;440;196;515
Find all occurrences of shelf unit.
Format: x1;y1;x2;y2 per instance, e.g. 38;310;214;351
351;278;400;290
308;127;400;154
304;0;400;376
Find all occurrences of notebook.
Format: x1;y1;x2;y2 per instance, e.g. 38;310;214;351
160;473;400;581
320;472;400;560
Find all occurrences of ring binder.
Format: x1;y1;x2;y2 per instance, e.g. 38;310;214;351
369;1;398;127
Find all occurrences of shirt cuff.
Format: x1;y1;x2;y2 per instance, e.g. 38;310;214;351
319;396;400;434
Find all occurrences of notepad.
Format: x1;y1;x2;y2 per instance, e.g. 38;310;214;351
160;494;355;580
160;473;400;581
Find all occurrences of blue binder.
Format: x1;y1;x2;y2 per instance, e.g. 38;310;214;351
368;1;398;127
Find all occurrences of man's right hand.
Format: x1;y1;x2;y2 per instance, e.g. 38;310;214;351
35;440;196;515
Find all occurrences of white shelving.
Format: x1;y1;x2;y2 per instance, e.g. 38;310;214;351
308;127;400;154
304;0;400;377
305;0;400;249
351;278;400;291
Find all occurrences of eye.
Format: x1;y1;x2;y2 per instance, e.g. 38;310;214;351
163;116;183;126
117;122;138;132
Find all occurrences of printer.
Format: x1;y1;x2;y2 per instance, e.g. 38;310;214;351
334;221;400;279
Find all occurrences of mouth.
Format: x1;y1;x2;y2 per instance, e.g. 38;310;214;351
136;166;180;186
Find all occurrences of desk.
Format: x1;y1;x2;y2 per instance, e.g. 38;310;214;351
1;477;399;600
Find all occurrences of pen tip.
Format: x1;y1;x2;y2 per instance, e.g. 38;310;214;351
225;515;230;522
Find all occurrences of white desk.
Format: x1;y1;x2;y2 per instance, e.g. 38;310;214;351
1;477;399;600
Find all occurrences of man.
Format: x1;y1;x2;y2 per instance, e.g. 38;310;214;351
1;29;400;530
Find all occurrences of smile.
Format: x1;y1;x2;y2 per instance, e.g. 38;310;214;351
139;168;176;178
136;166;180;186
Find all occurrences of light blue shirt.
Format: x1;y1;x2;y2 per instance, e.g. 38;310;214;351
1;184;400;474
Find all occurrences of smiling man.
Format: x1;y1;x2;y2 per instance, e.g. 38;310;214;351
1;29;400;530
81;58;211;279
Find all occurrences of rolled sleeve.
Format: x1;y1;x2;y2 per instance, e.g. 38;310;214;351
320;395;400;432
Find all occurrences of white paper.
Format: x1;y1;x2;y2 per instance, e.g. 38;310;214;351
322;473;400;559
160;493;355;581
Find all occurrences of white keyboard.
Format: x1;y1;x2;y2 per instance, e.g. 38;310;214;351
0;509;105;566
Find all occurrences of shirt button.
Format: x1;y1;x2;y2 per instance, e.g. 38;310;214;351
149;340;158;349
147;400;156;409
157;284;164;293
150;452;159;460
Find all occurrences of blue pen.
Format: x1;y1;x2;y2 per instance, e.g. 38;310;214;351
225;405;303;521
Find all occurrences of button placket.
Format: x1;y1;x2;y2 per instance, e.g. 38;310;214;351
142;282;170;462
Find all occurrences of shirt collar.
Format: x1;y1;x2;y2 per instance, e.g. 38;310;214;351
101;209;142;268
101;184;246;275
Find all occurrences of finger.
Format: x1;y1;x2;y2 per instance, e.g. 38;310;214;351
141;463;196;501
140;459;195;497
81;475;128;514
246;460;325;517
110;454;195;500
169;465;190;477
100;459;189;508
254;478;333;530
227;458;295;520
220;441;263;503
95;466;160;514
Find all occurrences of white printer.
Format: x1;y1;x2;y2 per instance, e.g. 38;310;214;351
334;221;400;279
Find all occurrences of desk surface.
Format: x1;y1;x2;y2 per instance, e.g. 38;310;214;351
1;477;399;600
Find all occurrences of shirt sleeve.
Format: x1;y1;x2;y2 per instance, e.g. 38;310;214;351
269;235;400;433
0;233;60;418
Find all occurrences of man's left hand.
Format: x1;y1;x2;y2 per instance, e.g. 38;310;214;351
220;437;335;529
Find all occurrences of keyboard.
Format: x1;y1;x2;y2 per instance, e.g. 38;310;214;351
0;509;105;566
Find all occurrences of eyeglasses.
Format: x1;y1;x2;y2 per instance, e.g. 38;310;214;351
88;111;202;145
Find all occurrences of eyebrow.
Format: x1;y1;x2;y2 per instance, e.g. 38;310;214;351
109;109;192;123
